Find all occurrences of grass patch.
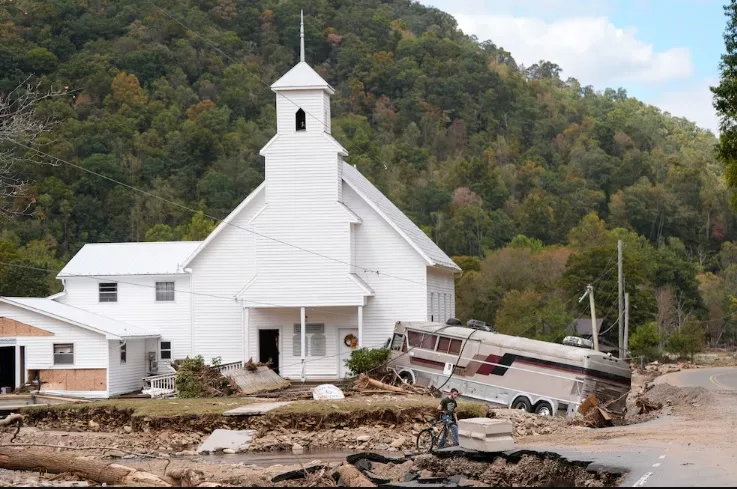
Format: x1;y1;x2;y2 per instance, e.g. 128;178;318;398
273;395;488;417
22;398;257;417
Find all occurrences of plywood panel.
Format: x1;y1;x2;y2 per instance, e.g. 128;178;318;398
38;369;106;391
0;317;53;337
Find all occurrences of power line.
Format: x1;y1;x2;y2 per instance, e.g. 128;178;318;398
0;260;365;321
8;138;430;288
7;3;447;289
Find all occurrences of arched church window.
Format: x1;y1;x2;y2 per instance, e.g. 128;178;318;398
296;109;306;131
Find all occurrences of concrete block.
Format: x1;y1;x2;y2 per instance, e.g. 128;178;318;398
457;418;514;453
223;401;292;416
196;429;257;453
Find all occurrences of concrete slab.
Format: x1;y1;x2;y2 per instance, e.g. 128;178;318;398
458;418;514;453
196;429;257;454
223;401;292;416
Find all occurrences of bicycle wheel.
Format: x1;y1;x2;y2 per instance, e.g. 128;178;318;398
416;428;435;453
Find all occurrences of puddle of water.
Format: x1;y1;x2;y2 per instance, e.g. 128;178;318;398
191;448;399;466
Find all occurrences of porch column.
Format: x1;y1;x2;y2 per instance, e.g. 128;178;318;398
358;306;364;348
300;307;306;381
242;305;250;365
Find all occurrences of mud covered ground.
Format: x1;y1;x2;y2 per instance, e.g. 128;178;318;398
0;450;623;487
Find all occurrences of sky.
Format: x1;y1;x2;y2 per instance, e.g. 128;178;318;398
420;0;726;133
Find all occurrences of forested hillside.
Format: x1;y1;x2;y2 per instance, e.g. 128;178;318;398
1;0;735;352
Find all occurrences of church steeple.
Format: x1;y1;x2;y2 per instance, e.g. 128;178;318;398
270;10;334;134
300;10;305;63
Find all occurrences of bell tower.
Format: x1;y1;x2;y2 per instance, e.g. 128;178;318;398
270;11;333;135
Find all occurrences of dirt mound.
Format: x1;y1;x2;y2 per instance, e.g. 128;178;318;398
642;384;715;409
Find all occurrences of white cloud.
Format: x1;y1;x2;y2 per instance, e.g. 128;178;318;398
452;14;694;86
651;79;719;133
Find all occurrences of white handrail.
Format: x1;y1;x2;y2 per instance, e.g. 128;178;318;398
143;373;176;391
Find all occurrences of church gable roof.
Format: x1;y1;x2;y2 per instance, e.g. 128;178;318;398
342;163;460;271
271;62;335;94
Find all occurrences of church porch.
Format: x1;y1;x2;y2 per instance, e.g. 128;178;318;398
242;306;375;381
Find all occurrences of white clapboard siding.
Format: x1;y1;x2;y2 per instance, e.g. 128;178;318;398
187;188;266;365
0;303;108;371
108;338;147;396
61;275;190;362
263;133;342;205
427;268;456;323
275;90;328;135
245;130;365;307
343;184;429;350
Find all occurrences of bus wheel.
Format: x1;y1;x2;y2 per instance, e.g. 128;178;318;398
534;401;553;417
511;397;532;412
399;371;415;386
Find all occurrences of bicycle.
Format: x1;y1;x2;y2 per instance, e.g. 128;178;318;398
415;416;457;453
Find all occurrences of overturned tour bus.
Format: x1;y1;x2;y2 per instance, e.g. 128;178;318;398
386;320;631;417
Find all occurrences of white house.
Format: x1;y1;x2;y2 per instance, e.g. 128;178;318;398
0;17;459;397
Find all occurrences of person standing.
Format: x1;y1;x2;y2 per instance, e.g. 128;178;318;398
437;388;460;448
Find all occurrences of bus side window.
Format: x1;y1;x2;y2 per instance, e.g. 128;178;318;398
390;333;404;351
449;339;463;354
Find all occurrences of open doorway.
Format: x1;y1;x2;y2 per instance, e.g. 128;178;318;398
0;347;16;393
259;329;280;374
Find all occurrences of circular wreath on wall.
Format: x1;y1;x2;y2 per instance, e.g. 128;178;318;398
344;334;358;349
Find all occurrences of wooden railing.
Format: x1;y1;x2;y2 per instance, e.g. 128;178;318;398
215;360;243;375
142;373;176;391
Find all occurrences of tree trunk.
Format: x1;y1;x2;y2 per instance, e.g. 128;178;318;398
0;448;171;486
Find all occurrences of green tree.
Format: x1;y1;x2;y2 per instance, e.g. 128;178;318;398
145;224;176;242
628;322;662;361
713;0;737;204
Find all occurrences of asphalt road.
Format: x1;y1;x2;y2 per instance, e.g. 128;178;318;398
528;366;737;487
656;365;737;391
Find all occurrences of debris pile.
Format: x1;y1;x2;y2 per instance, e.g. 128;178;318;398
353;373;435;396
172;357;238;398
488;409;569;438
227;362;290;395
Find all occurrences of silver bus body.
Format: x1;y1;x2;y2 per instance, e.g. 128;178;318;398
387;321;631;417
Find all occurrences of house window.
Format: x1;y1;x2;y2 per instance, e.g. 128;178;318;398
99;283;117;302
292;324;326;357
296;108;306;131
160;341;171;360
53;344;74;365
155;282;175;302
120;343;127;364
436;336;463;355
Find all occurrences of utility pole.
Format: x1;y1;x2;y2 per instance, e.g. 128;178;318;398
579;285;599;352
618;240;624;358
624;292;630;358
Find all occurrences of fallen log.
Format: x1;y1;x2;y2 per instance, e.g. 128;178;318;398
0;447;171;486
359;374;407;394
0;413;23;427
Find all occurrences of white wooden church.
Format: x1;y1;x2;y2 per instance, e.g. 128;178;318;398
0;16;459;398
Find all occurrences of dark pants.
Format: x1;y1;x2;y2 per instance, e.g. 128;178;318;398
438;414;458;447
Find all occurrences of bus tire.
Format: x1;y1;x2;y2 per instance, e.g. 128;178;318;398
534;401;554;417
399;370;415;385
511;396;532;412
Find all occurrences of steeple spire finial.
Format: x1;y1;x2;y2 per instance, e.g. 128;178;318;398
300;10;305;63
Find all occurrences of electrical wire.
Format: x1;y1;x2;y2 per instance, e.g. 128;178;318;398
0;260;370;321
